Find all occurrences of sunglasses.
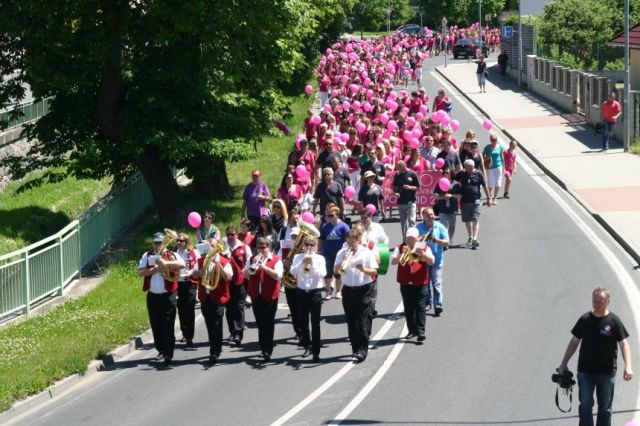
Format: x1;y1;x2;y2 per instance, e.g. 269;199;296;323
304;242;315;247
176;239;186;243
205;216;213;220
257;245;267;249
273;205;282;209
227;233;236;237
326;214;336;218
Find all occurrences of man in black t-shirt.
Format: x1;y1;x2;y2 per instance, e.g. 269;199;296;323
558;288;633;426
392;161;420;240
331;156;351;192
316;140;341;171
454;159;490;249
436;140;462;173
312;167;345;216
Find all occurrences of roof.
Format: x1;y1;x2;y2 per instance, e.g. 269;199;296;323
610;23;640;49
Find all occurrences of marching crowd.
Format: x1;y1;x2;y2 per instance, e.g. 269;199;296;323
137;26;519;367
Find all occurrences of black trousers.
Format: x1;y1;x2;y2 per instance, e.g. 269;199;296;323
146;291;177;358
296;289;323;355
400;284;428;336
225;281;247;340
252;298;278;355
177;282;197;341
285;286;302;338
201;300;225;356
342;284;374;355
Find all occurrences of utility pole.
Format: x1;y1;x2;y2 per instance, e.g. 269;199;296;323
387;1;391;34
624;0;630;151
478;1;482;53
518;0;523;88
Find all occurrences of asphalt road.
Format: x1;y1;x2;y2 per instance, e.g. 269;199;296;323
8;54;640;426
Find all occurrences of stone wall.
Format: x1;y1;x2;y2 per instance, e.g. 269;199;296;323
0;128;33;192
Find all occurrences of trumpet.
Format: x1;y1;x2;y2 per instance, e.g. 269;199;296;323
399;245;421;267
302;254;313;273
248;253;266;275
337;249;354;275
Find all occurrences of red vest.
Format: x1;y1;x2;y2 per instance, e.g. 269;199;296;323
395;243;429;286
142;250;178;292
228;243;250;285
247;254;281;301
196;256;231;304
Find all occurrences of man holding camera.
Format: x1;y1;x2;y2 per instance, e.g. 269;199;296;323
557;287;633;426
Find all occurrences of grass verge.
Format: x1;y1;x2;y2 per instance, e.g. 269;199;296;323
0;168;110;256
0;93;312;413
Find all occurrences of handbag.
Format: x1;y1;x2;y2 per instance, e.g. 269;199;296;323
482;146;493;169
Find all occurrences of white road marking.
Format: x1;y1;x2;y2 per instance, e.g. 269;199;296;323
432;69;640;418
270;301;404;426
328;323;408;425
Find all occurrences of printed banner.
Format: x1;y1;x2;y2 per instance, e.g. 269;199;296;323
382;171;441;208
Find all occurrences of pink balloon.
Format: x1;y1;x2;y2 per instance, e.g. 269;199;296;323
383;129;392;138
450;119;460;131
379;113;389;125
301;212;315;224
440;115;451;126
363;101;373;112
365;203;377;215
412;127;422;138
356;122;366;134
341;75;349;85
342;100;351;110
415;112;424;121
331;89;339;98
304;85;313;95
419;105;428;115
435;158;445;170
366;89;374;98
403;130;413;142
311;115;321;125
409;138;419;150
350;84;360;94
341;132;350;142
431;112;442;123
344;185;356;198
387;120;398;131
388;91;397;100
187;212;202;229
323;104;332;113
438;178;451;192
407;117;416;127
482;119;493;130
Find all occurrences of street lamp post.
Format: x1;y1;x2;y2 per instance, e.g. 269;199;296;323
624;0;630;151
518;0;523;88
387;2;391;34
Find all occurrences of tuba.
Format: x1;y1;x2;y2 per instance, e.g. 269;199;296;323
201;240;226;291
282;221;321;289
157;228;181;281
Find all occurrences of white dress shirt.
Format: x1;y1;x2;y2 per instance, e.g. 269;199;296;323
289;253;326;290
334;245;379;287
138;250;185;294
363;222;389;245
177;248;201;281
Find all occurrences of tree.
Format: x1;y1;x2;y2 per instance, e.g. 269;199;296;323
416;0;505;28
0;0;348;226
538;0;614;69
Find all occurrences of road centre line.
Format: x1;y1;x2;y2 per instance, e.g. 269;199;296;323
328;323;408;425
432;69;640;416
270;301;405;426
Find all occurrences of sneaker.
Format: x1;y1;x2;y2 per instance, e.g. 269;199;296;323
466;238;473;247
471;240;480;249
323;289;333;300
335;291;342;299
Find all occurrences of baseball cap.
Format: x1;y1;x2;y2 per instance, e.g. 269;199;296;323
152;232;164;243
252;170;261;177
363;171;376;179
406;227;420;238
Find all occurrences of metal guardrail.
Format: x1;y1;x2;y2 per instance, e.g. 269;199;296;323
0;172;153;320
0;97;52;131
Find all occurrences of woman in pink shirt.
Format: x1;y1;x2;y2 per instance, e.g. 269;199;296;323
405;148;430;173
278;172;303;211
432;88;452;112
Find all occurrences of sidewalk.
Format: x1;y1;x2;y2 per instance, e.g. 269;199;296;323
437;61;640;264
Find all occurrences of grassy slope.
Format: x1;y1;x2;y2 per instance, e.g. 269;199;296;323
0;93;312;412
0;169;111;255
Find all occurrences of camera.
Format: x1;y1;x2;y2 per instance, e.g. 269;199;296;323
552;370;576;389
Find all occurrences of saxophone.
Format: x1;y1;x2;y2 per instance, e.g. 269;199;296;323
201;241;226;291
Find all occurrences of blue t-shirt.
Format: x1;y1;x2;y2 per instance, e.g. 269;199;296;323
320;221;350;257
416;220;449;266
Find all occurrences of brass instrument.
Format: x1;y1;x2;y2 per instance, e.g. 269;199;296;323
201;240;226;291
156;228;181;281
302;255;313;273
337;249;354;275
247;252;265;275
282;221;321;289
399;230;432;267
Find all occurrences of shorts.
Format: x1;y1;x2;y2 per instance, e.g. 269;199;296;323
461;201;480;222
477;73;486;86
487;166;503;188
324;253;341;279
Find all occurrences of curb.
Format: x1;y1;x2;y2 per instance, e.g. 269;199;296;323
435;66;640;266
0;328;155;424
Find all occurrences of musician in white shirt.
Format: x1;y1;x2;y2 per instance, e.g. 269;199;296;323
290;236;326;362
360;209;389;245
334;229;379;363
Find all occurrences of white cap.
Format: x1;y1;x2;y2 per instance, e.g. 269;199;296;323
406;227;420;239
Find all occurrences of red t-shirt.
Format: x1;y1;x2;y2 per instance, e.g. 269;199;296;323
601;100;621;123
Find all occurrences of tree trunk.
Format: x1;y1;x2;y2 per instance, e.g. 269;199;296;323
189;156;233;200
136;146;185;227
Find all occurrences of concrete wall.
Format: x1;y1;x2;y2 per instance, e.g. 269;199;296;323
0;131;33;192
521;55;627;143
